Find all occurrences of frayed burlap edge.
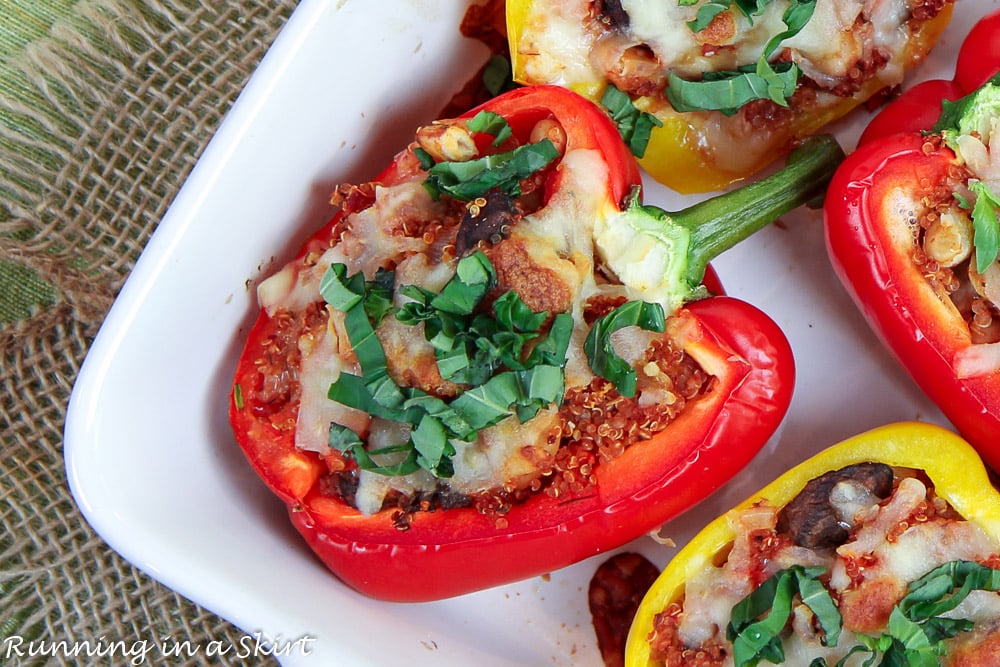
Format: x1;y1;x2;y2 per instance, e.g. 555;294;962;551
1;1;297;664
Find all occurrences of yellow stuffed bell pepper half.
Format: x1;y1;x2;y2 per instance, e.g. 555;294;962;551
507;0;953;194
625;422;1000;666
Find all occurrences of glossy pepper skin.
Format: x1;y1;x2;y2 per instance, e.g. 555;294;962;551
229;85;796;602
824;13;1000;468
624;422;1000;667
506;0;952;194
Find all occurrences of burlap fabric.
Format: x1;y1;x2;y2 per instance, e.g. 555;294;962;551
1;1;297;663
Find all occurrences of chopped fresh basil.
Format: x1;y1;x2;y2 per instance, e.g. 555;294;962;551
584;300;665;398
319;262;364;311
418;108;559;201
600;84;663;158
728;565;840;667
330;421;422;476
899;560;1000;620
328;372;413;423
682;0;776;31
762;0;815;53
413;146;436;171
493;289;548;334
233;383;244;410
322;251;680;479
345;440;422;477
329;422;364;452
411;415;455;477
450;364;565;430
667;63;799;115
969;181;1000;274
483;54;518;98
403;392;476;441
667;0;815;115
423;139;559;201
399;252;570;387
526;311;573;368
732;0;775;20
686;0;729;32
467;110;513;147
729;560;999;667
321;254;571;478
365;267;396;324
435;249;496;313
321;264;407;414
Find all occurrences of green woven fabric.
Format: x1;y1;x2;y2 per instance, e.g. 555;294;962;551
0;0;297;663
0;2;75;322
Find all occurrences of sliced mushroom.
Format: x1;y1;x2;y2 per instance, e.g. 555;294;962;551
454;190;521;256
777;462;894;550
597;0;630;29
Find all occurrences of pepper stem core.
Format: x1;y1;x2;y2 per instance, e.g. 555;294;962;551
596;134;845;312
675;133;846;283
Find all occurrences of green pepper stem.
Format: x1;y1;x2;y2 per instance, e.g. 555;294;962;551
668;134;845;284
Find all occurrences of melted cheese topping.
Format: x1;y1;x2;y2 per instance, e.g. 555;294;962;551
670;475;1000;663
257;142;687;514
514;0;945;179
517;0;913;89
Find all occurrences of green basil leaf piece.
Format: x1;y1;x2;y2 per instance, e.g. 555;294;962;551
324;255;574;479
353;443;422;477
817;559;996;666
424;139;559;201
600;84;663;158
797;571;842;646
328;422;364;452
667;0;814;114
667;64;800;115
365;267;396;324
584;300;665;398
403;391;477;441
969;181;1000;273
329;424;421;477
483;54;518;98
728;565;835;667
732;0;773;20
327;373;414;423
687;1;729;32
413;146;436;170
319;262;364;311
467;110;513;147
526;312;573;367
900;560;1000;620
762;0;815;60
450;372;523;430
432;250;497;315
492;289;547;333
411;415;456;477
450;365;565;431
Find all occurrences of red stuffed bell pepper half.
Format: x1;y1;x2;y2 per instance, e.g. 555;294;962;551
825;11;1000;469
230;85;841;602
